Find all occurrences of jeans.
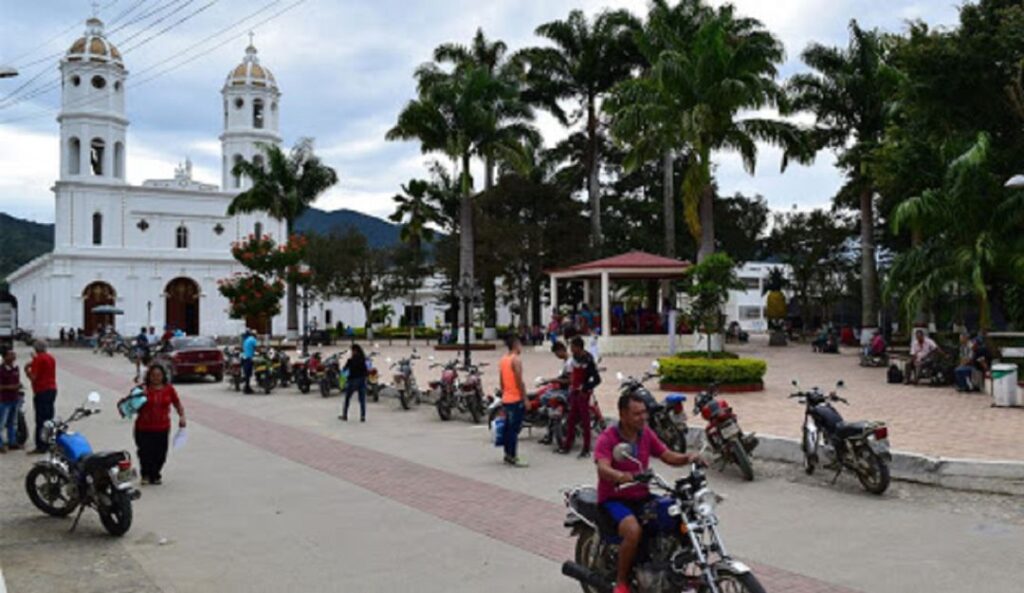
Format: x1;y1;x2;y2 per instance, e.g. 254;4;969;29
241;358;254;389
503;401;525;460
343;376;367;419
0;399;22;446
32;390;56;451
955;366;974;391
562;390;592;452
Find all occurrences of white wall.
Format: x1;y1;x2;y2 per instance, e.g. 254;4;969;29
724;262;793;333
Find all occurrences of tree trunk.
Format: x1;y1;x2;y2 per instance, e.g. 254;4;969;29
587;96;602;252
285;220;299;339
859;188;878;329
484;275;497;331
910;229;927;328
662;150;675;258
696;184;715;263
459;152;475;342
484;155;494;191
530;278;542;330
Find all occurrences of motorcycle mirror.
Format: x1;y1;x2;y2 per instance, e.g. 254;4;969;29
428;355;436;361
651;360;660;369
87;392;101;404
836;380;845;388
616;371;625;382
612;442;638;464
386;357;393;364
534;376;544;385
791;379;799;387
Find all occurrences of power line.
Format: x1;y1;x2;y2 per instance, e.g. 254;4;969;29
122;1;219;55
107;0;149;28
8;0;120;67
115;0;196;48
0;0;307;125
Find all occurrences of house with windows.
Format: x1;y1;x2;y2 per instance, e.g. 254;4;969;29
8;18;286;338
723;261;793;333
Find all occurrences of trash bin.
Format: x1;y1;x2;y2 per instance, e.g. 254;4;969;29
991;363;1021;407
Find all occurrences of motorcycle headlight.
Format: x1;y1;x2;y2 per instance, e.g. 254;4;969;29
694;488;716;519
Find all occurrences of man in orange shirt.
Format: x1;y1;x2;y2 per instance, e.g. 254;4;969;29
499;335;528;467
25;341;57;455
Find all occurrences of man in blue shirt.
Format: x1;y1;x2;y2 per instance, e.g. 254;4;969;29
241;329;258;394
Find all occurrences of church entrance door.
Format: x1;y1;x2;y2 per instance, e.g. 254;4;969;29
82;282;116;336
165;278;200;335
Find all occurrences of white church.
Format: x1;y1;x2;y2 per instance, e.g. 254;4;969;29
8;18;290;339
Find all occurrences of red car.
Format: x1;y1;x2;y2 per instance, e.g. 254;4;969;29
156;336;225;382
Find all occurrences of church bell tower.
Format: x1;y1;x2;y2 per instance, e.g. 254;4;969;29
220;36;282;191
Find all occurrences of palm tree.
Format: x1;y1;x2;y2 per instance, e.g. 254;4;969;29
517;8;641;250
788;20;900;332
608;2;805;263
887;133;1024;330
389;178;443;251
228;139;338;337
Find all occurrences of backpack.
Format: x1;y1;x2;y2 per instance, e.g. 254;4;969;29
117;387;148;419
887;364;904;384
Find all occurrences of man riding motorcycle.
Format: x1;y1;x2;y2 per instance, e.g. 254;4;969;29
595;392;703;593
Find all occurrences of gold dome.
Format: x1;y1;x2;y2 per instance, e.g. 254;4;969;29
225;44;277;89
66;18;123;68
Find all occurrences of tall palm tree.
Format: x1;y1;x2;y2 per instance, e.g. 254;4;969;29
608;2;805;263
228;139;338;337
517;8;641;250
389;178;443;251
888;133;1024;330
788;20;899;332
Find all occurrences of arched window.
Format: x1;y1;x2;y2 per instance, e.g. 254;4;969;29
254;222;263;238
113;142;124;178
68;137;81;175
232;154;242;188
90;138;105;176
175;225;188;249
253;98;264;129
92;212;102;245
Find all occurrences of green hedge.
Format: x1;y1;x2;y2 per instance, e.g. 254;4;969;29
673;351;739;360
657;357;766;386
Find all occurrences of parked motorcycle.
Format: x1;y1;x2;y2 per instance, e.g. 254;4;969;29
366;352;382;402
24;392;140;537
790;379;892;495
431;358;486;423
561;443;765;593
617;363;688;453
693;383;758;482
429;357;460;420
270;348;292;387
389;350;422;410
253;350;278;394
223;346;242;392
293;352;321;394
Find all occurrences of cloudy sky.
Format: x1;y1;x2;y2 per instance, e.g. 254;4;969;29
0;0;961;224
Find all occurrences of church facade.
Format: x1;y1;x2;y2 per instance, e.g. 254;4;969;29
8;18;289;339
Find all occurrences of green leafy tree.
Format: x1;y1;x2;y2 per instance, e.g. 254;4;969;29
228;139;338;337
682;252;744;353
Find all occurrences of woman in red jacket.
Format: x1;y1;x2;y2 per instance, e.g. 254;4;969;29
135;365;186;485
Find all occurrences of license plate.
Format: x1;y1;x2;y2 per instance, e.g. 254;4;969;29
118;468;137;483
720;422;740;439
195;365;207;374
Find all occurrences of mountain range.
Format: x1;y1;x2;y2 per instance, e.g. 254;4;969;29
0;207;403;280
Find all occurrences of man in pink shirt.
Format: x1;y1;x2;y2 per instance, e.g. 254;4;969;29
594;392;702;593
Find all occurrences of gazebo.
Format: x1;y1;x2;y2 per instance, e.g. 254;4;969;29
546;251;691;355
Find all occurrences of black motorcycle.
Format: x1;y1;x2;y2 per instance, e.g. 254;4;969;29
562;443;765;593
24;392;140;536
617;365;688;453
790;380;892;495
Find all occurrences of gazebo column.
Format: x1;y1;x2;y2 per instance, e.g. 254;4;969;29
549;275;559;321
582;279;591;307
601;271;611;337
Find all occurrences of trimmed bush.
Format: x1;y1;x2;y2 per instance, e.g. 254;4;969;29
674;351;739;360
657;356;766;386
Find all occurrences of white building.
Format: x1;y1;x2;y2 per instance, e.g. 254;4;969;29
724;261;793;333
8;18;287;339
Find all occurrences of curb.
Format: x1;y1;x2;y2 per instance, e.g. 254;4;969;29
689;429;1024;496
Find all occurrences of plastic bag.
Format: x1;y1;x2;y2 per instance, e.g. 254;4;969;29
172;427;188;450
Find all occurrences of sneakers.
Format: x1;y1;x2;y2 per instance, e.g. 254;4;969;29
503;456;529;467
578;449;591;459
339;414;348;421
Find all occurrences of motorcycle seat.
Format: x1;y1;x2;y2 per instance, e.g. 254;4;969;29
835;421;870;439
570;487;619;536
80;450;128;473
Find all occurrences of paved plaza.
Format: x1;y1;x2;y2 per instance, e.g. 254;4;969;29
0;344;1022;592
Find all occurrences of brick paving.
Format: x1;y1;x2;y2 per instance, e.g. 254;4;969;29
60;355;860;592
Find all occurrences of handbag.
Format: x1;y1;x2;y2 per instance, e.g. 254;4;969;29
117;387;148;419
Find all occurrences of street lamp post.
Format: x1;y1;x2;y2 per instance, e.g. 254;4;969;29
146;300;152;329
301;286;311;358
455;273;482;367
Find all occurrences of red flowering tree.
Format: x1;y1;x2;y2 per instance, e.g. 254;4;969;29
219;234;309;322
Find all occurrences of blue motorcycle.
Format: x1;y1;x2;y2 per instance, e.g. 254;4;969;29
561;443;763;593
24;392;140;536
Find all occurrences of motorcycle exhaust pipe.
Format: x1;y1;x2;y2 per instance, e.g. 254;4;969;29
561;561;612;593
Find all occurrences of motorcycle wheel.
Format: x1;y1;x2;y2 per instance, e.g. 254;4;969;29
468;393;483;424
436;396;452;421
25;465;77;517
232;375;241;392
802;428;818;476
710;571;767;593
370;384;380;403
855;448;891;495
732;438;755;481
98;488;133;537
399;389;411;410
320;379;331;398
573;527;609;593
551;418;567;451
298;378;310;394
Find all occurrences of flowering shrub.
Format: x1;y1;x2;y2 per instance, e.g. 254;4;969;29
217;274;286;319
219;233;308;320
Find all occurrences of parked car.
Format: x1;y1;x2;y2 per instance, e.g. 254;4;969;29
155;336;225;382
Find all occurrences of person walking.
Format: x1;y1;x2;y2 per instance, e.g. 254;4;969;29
559;336;601;458
499;336;528;467
241;329;258;394
0;349;24;453
24;341;57;455
339;344;368;422
134;364;186;485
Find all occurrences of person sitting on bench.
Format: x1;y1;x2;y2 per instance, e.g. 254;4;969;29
906;329;938;385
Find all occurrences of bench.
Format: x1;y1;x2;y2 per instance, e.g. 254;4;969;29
998;347;1024;359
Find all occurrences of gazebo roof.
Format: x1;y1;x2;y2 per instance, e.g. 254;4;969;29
548;250;691;279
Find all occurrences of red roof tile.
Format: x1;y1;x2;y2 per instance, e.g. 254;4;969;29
550;251;691;274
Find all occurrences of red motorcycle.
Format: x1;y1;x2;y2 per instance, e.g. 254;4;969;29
293;352;323;394
693;383;758;481
429;358;461;420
